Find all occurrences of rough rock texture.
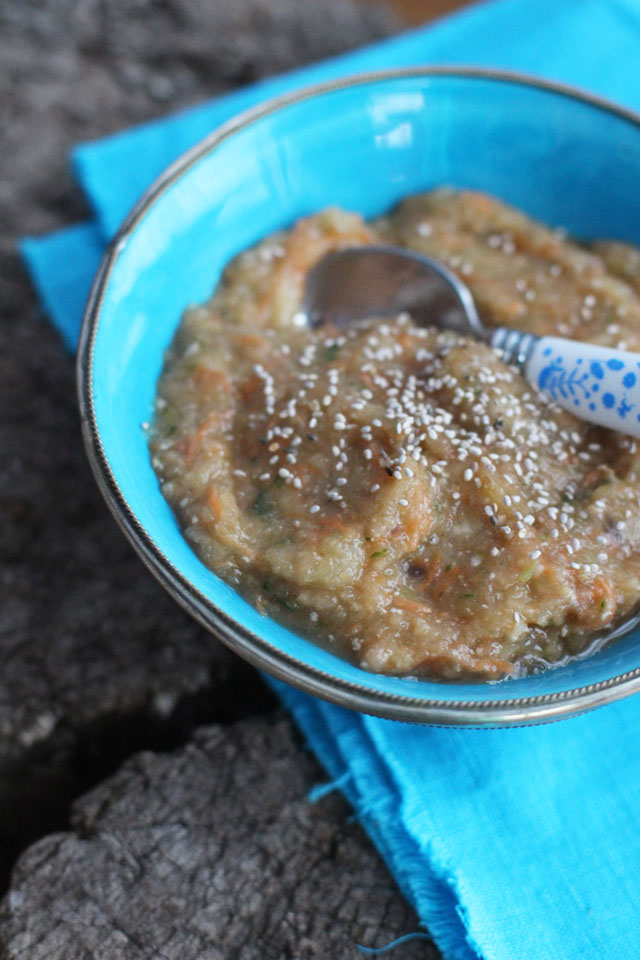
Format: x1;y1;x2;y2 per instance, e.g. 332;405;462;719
0;0;397;878
0;268;274;883
1;0;396;240
0;720;436;959
0;0;440;956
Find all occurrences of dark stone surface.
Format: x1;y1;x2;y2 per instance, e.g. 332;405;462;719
0;0;439;956
0;0;396;872
0;251;275;883
0;719;436;959
0;0;396;239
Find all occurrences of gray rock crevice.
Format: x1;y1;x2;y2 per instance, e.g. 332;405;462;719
0;0;396;886
0;0;439;954
0;719;436;959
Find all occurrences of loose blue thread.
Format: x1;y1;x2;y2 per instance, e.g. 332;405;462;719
307;771;351;802
357;933;432;955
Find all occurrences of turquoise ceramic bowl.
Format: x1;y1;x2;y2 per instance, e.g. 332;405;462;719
78;68;640;725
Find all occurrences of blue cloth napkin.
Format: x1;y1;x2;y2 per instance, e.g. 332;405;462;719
21;1;640;957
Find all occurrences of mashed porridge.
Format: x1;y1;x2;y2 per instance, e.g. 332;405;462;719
150;190;640;680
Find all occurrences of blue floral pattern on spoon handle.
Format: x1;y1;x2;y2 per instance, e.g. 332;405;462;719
491;329;640;436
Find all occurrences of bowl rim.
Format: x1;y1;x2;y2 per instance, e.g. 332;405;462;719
78;65;640;727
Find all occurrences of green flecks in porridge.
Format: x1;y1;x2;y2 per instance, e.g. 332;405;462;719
150;190;640;681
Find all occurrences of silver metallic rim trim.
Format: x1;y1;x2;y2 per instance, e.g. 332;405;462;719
491;327;540;368
77;66;640;726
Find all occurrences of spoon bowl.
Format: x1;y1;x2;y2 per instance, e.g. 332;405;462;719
303;245;485;338
303;244;640;438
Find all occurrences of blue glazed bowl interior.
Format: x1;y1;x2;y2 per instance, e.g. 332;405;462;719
89;72;640;712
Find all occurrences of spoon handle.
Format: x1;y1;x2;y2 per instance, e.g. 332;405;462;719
491;328;640;437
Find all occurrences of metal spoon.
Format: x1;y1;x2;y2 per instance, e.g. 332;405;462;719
302;245;640;437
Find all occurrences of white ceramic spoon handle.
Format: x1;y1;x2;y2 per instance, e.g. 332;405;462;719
491;328;640;437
